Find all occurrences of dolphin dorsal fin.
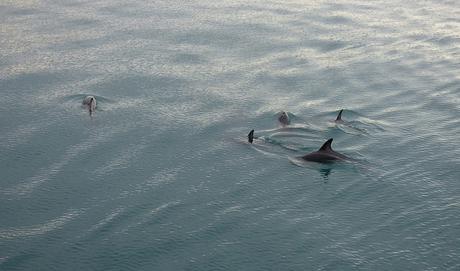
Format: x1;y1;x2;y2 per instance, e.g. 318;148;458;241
248;129;254;144
336;109;343;121
319;138;333;151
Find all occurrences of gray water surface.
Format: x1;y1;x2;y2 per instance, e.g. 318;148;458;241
1;0;460;270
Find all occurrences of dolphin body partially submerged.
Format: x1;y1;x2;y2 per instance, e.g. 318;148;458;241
300;138;349;163
278;111;290;126
83;95;96;115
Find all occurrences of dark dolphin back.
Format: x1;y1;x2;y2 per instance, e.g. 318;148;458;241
319;138;334;151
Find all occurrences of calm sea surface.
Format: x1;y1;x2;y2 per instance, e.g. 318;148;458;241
1;0;460;270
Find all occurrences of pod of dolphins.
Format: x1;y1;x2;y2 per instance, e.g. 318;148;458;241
248;109;350;164
82;95;348;164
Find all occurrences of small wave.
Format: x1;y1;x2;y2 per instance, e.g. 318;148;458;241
62;94;112;112
248;129;318;155
333;122;369;135
121;168;181;197
65;94;112;103
0;209;82;240
268;131;320;141
256;123;322;136
317;109;387;135
249;140;286;158
86;207;125;235
93;143;147;177
0;121;51;150
316;109;364;120
120;201;183;233
2;127;121;196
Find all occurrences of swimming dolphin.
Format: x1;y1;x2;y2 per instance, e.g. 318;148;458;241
278;111;290;126
82;96;96;115
335;109;343;122
248;129;254;143
301;138;349;163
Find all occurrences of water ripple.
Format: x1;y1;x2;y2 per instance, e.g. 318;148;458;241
0;209;82;240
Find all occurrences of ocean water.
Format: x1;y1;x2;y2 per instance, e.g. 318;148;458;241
1;0;460;270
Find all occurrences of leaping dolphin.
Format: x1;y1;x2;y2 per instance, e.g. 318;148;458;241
278;111;290;126
83;95;96;115
300;138;349;163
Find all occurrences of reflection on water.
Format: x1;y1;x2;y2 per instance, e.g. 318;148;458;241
319;167;332;181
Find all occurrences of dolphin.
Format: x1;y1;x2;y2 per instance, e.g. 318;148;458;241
335;109;343;122
278;111;290;126
248;129;254;143
300;138;349;163
82;95;96;115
